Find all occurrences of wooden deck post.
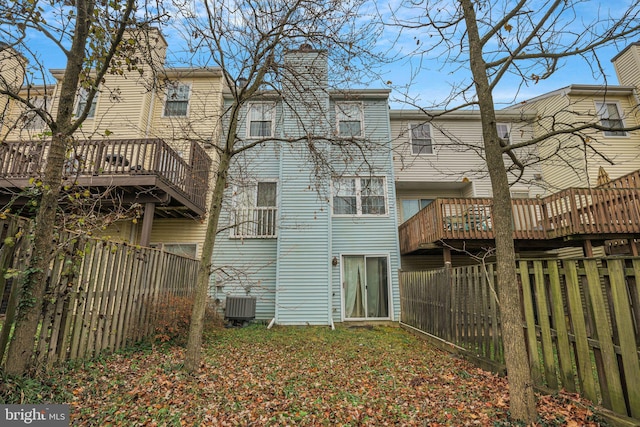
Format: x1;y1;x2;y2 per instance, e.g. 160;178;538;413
139;202;155;247
443;247;452;266
630;239;639;257
583;240;594;257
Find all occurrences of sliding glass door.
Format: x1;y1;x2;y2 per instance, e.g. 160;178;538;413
343;255;389;319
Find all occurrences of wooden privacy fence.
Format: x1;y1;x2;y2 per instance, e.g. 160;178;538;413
0;216;198;369
400;258;640;421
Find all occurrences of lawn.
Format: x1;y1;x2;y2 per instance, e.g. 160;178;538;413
3;325;603;426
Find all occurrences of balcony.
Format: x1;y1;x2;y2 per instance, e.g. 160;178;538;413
399;172;640;255
0;138;211;218
231;207;278;238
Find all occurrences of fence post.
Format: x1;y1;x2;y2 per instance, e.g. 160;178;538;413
444;262;453;342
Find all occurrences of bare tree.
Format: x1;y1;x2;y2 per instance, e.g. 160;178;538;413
386;0;640;422
171;0;388;371
0;0;165;375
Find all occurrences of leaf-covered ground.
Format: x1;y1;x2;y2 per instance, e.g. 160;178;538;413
11;325;606;426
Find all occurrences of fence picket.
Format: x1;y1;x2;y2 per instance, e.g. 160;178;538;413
547;260;576;392
519;260;543;386
564;261;597;402
584;259;626;414
607;259;640;417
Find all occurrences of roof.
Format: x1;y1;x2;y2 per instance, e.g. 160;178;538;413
501;84;637;110
611;41;640;63
389;108;536;121
49;66;223;80
222;88;391;100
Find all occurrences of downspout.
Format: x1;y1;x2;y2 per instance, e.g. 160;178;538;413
145;89;156;138
272;126;285;329
328;189;335;330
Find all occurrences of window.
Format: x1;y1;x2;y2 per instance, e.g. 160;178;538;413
232;181;277;238
497;123;510;144
24;97;48;130
151;243;197;259
410;123;432;154
333;177;386;216
248;103;275;137
336;103;363;137
401;199;433;222
596;102;626;136
75;88;97;118
510;189;530;199
164;82;190;117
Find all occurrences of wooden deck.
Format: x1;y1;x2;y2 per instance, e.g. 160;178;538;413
399;170;640;254
0;139;211;218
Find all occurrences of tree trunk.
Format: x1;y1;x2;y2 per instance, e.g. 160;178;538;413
460;0;537;422
184;142;234;372
4;1;93;376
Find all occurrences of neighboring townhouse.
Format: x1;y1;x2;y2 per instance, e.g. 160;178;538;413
211;46;401;325
395;42;640;267
507;84;640;192
390;109;546;269
0;29;223;256
505;41;640;191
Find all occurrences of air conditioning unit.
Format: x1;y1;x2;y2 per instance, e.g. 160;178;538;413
225;296;256;321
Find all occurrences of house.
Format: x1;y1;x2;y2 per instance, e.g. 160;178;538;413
0;28;222;255
396;42;640;266
211;46;402;325
390;109;547;269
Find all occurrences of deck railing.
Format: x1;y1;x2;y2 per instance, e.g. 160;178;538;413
400;186;640;253
231;207;278;238
0;139;211;211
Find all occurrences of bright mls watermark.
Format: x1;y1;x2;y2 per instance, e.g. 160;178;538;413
1;405;69;426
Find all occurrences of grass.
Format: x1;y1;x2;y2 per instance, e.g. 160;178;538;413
1;324;606;426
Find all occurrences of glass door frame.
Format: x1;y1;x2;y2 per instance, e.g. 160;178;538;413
340;253;393;321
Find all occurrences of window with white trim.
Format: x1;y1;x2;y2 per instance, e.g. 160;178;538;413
595;102;627;136
75;88;97;118
247;103;275;137
409;123;432;154
336;103;363;137
333;177;386;215
164;82;190;117
497;123;510;144
24;97;49;130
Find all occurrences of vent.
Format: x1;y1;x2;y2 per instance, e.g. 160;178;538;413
225;296;256;321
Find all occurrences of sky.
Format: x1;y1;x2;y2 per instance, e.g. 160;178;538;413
10;0;639;110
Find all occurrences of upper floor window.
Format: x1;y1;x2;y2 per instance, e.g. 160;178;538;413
333;177;386;216
24;97;49;130
248;103;275;137
497;123;510;144
164;82;190;117
336;103;363;137
595;102;627;137
410;123;432;154
75;88;97;118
